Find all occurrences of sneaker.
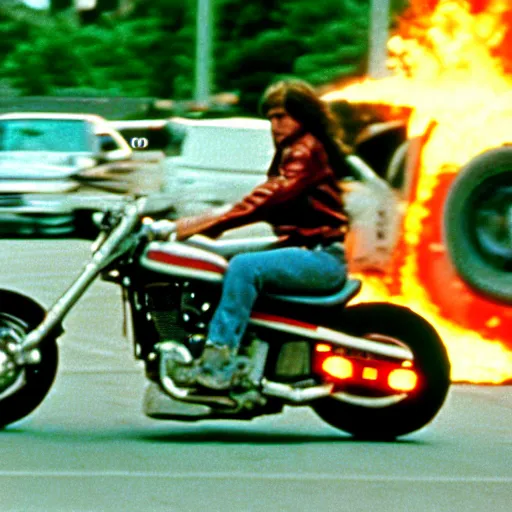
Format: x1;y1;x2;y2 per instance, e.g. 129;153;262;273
195;343;238;390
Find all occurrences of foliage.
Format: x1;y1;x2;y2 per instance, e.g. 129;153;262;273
0;12;30;60
285;0;371;86
0;0;411;112
214;0;299;112
215;0;408;112
1;1;194;98
120;0;195;98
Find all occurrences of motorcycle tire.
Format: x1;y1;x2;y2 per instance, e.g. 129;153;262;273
312;302;450;440
0;290;59;429
443;146;512;304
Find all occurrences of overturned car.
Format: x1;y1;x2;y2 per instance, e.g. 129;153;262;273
153;105;511;350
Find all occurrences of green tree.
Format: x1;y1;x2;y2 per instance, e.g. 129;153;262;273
215;0;409;112
284;0;371;86
0;16;30;93
3;15;155;96
1;1;195;99
0;0;410;103
0;2;43;60
215;0;302;113
122;0;195;99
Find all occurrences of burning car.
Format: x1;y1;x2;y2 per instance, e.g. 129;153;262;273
161;115;406;274
322;0;512;383
157;83;511;384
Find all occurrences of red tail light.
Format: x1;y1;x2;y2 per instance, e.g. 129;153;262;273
314;344;419;394
321;356;354;379
388;368;418;392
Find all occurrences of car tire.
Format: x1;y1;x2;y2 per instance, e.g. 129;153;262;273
443;146;512;304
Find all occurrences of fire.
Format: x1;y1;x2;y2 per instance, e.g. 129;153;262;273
351;274;512;384
322;0;512;384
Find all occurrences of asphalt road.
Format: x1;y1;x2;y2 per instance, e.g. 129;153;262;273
0;240;510;512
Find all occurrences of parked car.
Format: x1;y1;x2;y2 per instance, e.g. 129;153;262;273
163;117;273;214
0;112;133;187
0;112;134;235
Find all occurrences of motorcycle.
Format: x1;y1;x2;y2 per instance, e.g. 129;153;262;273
0;196;451;439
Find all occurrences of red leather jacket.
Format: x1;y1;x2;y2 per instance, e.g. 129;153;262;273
176;132;349;247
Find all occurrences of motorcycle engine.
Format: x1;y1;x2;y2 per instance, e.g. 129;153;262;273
145;281;216;342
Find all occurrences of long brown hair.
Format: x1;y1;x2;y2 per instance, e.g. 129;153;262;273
259;79;352;179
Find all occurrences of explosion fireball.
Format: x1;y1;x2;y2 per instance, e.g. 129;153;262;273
323;0;512;384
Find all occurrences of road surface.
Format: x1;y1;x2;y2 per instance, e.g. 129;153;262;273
0;240;510;512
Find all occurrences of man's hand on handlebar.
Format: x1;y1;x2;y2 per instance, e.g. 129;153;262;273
141;218;177;242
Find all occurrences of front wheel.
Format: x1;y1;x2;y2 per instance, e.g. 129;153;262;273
312;303;450;439
0;290;59;428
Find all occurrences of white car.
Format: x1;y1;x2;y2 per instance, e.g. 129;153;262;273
0;112;133;194
163;116;408;273
163;117;274;215
0;113;134;236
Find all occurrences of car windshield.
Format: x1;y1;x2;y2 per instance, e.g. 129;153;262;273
0;119;92;152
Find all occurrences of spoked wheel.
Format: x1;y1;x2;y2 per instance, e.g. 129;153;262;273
0;291;59;428
312;303;450;440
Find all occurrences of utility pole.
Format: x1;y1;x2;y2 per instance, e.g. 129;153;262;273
368;0;390;78
195;0;212;106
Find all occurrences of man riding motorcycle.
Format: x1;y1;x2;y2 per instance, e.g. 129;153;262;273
149;79;354;390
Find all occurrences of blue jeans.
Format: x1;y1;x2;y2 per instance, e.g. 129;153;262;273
207;243;347;350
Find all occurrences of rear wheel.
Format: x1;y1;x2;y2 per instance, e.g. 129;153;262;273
0;291;59;428
312;303;450;439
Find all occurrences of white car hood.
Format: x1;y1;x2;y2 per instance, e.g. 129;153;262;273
0;152;84;179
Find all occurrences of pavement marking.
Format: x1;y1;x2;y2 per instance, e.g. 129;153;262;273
0;471;510;483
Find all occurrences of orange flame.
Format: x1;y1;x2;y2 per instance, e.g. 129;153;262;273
323;0;512;384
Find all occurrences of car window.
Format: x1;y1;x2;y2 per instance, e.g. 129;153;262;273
0;119;92;152
98;133;121;152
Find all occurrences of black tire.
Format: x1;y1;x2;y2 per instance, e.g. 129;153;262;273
312;303;450;440
0;290;59;428
444;146;512;304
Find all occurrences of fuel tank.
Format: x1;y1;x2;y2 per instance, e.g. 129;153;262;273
140;241;228;282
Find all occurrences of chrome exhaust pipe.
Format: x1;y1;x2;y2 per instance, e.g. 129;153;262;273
261;378;334;403
157;342;333;408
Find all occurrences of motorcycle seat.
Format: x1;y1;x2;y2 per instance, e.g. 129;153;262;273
265;278;362;307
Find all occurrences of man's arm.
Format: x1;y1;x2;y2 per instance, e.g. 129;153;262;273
176;139;330;240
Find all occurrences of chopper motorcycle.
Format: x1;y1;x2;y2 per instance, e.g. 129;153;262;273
0;196;450;439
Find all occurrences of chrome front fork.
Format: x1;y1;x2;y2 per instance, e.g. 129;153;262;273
15;200;145;364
